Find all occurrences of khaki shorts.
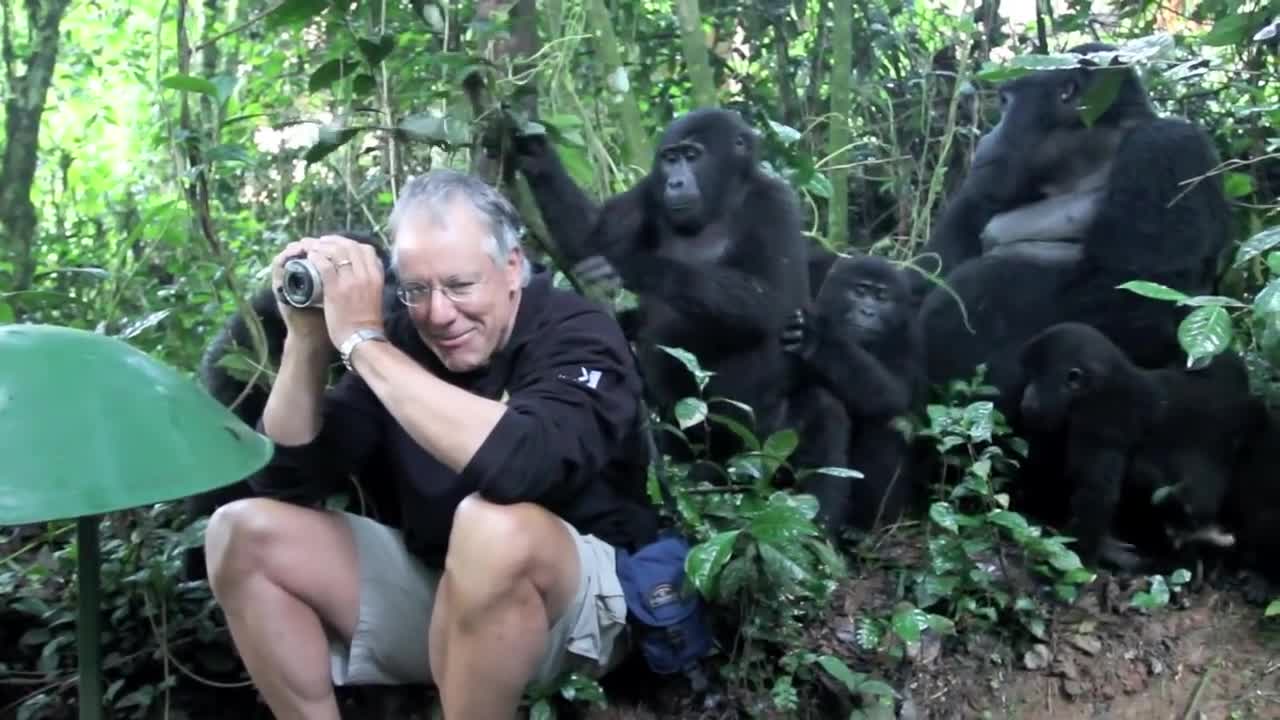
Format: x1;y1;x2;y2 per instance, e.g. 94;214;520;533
327;512;630;691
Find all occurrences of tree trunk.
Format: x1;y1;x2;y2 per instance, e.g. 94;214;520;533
826;0;853;245
584;0;651;168
0;0;74;303
673;0;717;109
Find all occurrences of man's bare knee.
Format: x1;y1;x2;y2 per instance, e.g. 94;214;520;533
443;495;579;626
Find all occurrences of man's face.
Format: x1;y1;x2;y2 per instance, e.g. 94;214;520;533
392;199;524;373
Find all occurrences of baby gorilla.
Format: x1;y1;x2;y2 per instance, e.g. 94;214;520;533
1018;322;1252;570
782;255;926;534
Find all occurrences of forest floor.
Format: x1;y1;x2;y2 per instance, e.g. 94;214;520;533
4;529;1279;720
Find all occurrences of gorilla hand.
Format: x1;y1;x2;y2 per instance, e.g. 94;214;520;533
573;254;624;300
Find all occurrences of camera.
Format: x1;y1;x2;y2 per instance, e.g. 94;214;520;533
279;256;324;308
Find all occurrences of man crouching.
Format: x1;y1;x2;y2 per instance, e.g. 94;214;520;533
203;169;659;719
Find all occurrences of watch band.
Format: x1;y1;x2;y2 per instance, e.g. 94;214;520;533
339;328;388;373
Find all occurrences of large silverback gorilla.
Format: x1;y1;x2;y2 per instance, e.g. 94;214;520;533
916;43;1232;402
513;109;830;479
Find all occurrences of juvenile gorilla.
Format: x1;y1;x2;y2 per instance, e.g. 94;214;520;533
1017;322;1252;569
782;255;927;533
515;109;813;471
918;43;1231;400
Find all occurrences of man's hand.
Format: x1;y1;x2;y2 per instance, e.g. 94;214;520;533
291;235;387;349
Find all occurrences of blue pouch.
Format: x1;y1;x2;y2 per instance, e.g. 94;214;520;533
614;532;714;676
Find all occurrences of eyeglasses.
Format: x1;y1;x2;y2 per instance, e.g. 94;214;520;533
395;276;484;307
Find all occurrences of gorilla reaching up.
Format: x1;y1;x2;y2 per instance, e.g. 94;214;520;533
782;255;927;534
917;43;1232;400
1017;323;1252;569
515;109;813;472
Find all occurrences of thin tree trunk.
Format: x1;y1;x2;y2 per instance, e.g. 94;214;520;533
826;0;853;245
0;0;73;304
673;0;717;109
583;0;651;168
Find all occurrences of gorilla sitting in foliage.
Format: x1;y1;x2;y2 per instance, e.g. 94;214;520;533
782;255;928;535
1017;322;1253;570
513;109;827;479
917;43;1232;404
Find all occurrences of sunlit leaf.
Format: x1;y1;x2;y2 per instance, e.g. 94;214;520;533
303;127;360;164
264;0;330;30
890;604;930;643
1225;171;1256;199
806;173;833;199
768;120;802;145
1114;33;1175;64
398;113;470;146
1078;67;1125;127
815;655;867;693
758;540;813;586
1265;599;1280;617
763;428;799;460
1178;305;1233;364
929;502;959;534
1255;20;1279;42
1177;295;1248;308
1117;280;1189;302
117;310;172;340
160;74;218;96
1234;226;1280;267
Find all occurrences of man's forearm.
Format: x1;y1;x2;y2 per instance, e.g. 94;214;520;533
260;334;333;445
350;339;507;473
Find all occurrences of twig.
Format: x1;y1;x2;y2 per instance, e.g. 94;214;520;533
1181;662;1216;720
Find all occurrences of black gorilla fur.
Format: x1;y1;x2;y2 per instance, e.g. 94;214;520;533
782;255;927;534
515;108;815;473
917;43;1232;404
1017;323;1252;569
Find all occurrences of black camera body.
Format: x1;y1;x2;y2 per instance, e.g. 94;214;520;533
278;256;325;308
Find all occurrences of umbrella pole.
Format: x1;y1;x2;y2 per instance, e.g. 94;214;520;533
77;514;102;720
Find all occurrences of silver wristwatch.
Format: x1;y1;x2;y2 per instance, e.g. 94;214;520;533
339;328;389;373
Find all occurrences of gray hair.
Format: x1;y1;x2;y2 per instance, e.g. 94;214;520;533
388;169;531;285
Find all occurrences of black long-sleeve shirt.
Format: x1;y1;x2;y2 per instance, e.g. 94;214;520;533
249;270;660;567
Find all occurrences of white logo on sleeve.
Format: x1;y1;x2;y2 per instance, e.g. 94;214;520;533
577;367;602;389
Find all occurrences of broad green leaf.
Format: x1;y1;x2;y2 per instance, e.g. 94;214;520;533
1178;295;1248;309
1225;171;1256;199
1254;278;1280;317
1234;226;1280;267
787;492;820;520
1078;67;1125;127
964;402;994;442
750;500;819;543
925;613;956;635
814;655;867;693
806;173;833;199
0;302;13;324
308;58;355;92
658;345;715;389
352;74;377;97
160;74;219;96
758;540;814;586
707;413;761;451
685;530;740;596
265;0;330;30
1177;305;1233;363
529;699;552;720
929;502;959;534
859;680;898;700
803;465;863;479
1169;568;1192;585
1265;599;1280;617
304;127;360;164
1115;33;1175;64
398;113;469;145
890;604;930;644
1202;14;1254;47
117;310;172;340
357;35;397;67
768;120;802;145
763;428;799;460
674;398;709;429
1117;280;1189;302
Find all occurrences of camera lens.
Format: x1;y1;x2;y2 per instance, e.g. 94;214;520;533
281;258;323;308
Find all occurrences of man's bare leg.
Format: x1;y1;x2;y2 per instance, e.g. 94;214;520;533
204;498;362;720
429;495;582;720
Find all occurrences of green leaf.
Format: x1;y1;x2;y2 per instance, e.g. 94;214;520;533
529;698;553;720
763;428;799;460
758;540;814;586
815;655;867;693
1078;67;1125;127
1117;280;1189;303
706;413;762;451
768;120;802;145
674;398;709;429
806;173;833;199
206;143;253;165
303;127;360;164
1265;599;1280;617
858;680;898;699
265;0;331;30
657;345;714;389
890;604;930;644
160;74;219;96
308;58;355;92
357;34;397;66
929;502;959;534
803;465;864;479
1178;295;1248;309
685;530;740;596
1225;171;1256;199
398;112;469;146
0;302;14;324
352;74;377;97
1169;568;1192;585
1202;14;1254;47
1177;305;1233;364
117;310;172;340
1234;226;1280;267
1114;33;1176;64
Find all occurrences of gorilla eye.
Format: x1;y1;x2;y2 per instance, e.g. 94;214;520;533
998;91;1010;109
1065;367;1084;386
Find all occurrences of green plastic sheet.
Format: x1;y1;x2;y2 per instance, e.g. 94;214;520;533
0;323;273;525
